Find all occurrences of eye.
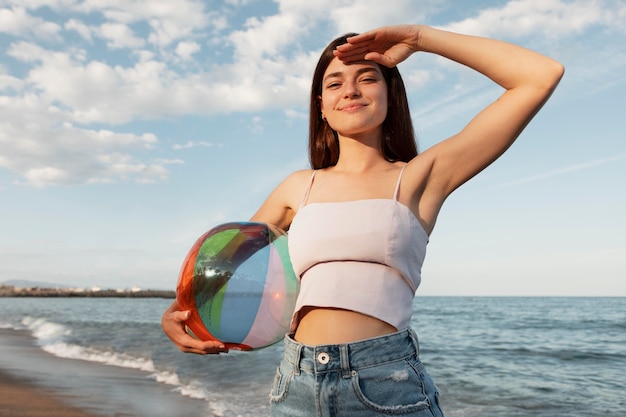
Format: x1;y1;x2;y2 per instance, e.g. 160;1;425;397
360;76;378;83
325;81;341;89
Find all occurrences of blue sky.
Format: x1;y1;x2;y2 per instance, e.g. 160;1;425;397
0;0;624;295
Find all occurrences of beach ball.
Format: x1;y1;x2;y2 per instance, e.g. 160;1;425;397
176;222;299;351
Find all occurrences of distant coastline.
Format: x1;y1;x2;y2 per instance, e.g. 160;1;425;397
0;285;175;298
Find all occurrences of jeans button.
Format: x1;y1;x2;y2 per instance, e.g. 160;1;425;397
317;352;330;364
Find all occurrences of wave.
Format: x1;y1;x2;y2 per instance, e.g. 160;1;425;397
19;316;213;403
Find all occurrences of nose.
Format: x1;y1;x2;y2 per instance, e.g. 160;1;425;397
343;80;361;98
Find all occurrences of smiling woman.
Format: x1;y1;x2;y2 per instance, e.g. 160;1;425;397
319;63;389;139
309;32;417;169
162;23;563;417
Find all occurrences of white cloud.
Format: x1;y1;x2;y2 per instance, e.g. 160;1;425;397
250;115;264;134
172;141;215;150
229;14;307;61
6;0;217;47
65;18;93;41
0;6;62;40
155;158;184;165
404;68;437;91
0;71;23;91
85;0;212;47
6;40;47;62
2;0;78;9
225;0;252;5
7;42;175;123
95;152;169;184
443;0;615;38
97;22;145;49
23;166;69;187
0;100;166;187
175;41;201;60
329;0;441;33
0;0;622;188
284;108;307;121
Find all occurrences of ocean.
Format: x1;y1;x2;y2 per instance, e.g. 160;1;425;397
0;296;624;416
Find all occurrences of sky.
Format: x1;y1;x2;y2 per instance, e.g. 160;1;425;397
0;0;625;296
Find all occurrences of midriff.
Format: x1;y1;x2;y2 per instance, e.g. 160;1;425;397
293;306;398;345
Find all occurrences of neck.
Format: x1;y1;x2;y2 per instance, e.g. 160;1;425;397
333;134;392;173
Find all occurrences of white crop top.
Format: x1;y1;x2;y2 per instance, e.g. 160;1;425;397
287;166;428;332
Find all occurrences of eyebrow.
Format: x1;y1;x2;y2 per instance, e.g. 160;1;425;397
323;66;381;83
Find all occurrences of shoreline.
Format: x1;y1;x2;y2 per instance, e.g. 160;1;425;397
0;328;212;417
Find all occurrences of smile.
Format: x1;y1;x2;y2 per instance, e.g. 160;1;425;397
339;103;366;112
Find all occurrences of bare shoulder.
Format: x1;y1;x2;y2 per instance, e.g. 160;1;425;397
250;169;313;230
279;169;314;200
284;169;315;185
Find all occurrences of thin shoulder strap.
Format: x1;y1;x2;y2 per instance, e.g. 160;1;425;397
299;170;317;208
393;165;407;201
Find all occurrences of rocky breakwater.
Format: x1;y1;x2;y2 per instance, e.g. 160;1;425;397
0;285;175;298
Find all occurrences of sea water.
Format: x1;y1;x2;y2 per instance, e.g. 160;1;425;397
0;296;624;416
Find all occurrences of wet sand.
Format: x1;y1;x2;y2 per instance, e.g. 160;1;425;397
0;328;212;417
0;369;99;417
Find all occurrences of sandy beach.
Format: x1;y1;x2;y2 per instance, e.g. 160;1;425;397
0;368;98;417
0;328;211;417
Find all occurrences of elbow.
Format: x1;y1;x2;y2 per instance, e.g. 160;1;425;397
531;60;564;97
546;60;565;89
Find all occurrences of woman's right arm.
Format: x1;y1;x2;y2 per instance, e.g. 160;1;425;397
161;170;309;354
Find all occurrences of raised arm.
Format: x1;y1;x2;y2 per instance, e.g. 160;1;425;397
336;25;564;227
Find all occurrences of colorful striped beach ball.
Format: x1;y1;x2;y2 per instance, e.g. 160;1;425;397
176;222;299;350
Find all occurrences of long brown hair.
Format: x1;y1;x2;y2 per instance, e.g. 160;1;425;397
308;33;418;169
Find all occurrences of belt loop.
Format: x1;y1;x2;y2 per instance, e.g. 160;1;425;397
293;344;303;376
409;328;420;357
339;345;351;378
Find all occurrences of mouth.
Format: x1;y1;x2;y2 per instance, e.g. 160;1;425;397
338;103;366;112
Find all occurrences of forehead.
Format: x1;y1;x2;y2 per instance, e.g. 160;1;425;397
323;57;383;78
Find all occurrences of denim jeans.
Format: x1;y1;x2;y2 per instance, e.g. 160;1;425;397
270;328;444;417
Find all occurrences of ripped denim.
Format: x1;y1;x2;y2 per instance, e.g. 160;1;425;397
270;328;444;417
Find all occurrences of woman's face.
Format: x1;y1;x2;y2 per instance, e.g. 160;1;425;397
319;57;388;140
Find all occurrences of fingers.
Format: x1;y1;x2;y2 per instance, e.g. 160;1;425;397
334;46;399;68
178;337;229;355
161;305;229;355
334;42;385;65
168;323;229;355
334;31;405;68
334;25;421;68
333;46;367;63
363;52;395;67
346;31;377;45
335;36;375;55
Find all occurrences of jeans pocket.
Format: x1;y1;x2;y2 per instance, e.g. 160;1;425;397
269;364;291;404
351;358;432;414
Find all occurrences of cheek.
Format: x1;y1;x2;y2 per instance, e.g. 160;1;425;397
379;90;389;109
319;92;336;112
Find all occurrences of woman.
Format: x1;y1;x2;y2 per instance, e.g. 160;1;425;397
162;24;564;416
